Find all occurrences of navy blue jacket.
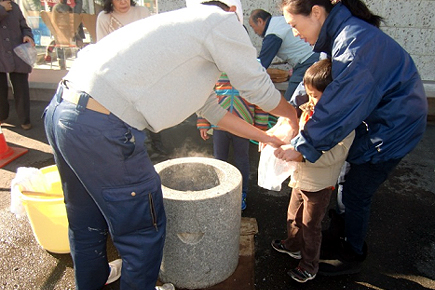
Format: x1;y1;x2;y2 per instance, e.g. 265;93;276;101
291;3;427;164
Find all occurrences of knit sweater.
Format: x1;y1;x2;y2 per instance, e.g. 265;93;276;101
96;5;150;41
65;5;281;132
197;73;269;131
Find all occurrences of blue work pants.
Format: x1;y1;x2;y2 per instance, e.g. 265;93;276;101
43;86;166;290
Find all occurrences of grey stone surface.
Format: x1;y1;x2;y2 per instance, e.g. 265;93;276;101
155;157;242;289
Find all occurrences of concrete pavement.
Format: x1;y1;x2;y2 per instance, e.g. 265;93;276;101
0;97;434;290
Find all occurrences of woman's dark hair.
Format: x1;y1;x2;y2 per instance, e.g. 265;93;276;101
103;0;136;13
303;58;332;93
281;0;383;28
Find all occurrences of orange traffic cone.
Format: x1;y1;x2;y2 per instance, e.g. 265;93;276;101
0;125;28;168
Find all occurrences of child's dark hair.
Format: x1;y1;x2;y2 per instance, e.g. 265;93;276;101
303;58;332;92
281;0;383;28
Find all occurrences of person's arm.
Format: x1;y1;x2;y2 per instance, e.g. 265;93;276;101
217;112;286;148
268;97;298;133
277;130;355;164
197;117;211;141
309;131;355;167
288;36;389;162
96;12;110;41
200;16;298;134
258;34;283;69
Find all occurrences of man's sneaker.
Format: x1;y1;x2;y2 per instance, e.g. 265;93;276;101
241;192;247;211
288;267;316;283
155;283;175;290
271;239;301;259
106;259;122;285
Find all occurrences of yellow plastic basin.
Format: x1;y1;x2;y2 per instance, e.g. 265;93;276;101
18;165;70;254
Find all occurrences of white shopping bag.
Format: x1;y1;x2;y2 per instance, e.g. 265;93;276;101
258;118;297;191
10;167;50;217
13;42;37;67
258;145;297;191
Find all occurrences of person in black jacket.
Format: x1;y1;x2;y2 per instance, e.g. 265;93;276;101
0;0;34;130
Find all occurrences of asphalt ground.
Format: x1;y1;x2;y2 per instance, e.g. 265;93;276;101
0;99;434;290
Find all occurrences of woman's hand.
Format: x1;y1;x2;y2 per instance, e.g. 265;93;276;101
274;144;303;162
23;36;35;47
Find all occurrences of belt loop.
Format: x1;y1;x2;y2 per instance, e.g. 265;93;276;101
77;93;89;112
56;82;63;103
130;127;146;155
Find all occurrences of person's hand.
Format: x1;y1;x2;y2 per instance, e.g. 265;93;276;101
23;36;35;47
199;128;209;141
271;118;297;140
259;134;286;152
274;144;303;162
0;1;12;11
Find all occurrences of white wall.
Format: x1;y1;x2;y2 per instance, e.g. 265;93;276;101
158;0;435;83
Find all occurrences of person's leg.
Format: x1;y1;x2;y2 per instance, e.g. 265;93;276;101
148;130;169;155
319;158;403;276
231;134;250;194
57;47;66;70
283;188;304;252
0;72;10;121
343;159;402;254
272;188;303;259
9;72;31;126
44;89;166;290
231;134;250;210
44;94;110;289
212;129;230;162
298;188;332;275
336;162;351;214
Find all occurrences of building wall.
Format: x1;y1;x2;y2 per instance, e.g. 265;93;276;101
158;0;435;82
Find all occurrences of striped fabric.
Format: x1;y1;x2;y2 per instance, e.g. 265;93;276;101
197;73;269;131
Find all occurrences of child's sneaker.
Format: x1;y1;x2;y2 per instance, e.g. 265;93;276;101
156;283;175;290
106;259;122;285
271;239;301;259
288;267;316;283
241;192;247;211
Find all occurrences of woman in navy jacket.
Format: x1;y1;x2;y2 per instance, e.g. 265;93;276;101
276;0;428;276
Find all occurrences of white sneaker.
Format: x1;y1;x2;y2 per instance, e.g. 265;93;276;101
106;259;122;285
155;283;175;290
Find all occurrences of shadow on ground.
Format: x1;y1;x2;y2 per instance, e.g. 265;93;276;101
0;100;434;289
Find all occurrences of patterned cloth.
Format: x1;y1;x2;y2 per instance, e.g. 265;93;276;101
197;72;269;131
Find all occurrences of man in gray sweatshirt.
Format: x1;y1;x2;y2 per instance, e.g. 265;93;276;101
44;1;298;289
